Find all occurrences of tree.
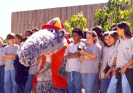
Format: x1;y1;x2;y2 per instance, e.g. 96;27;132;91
93;0;133;31
0;37;8;44
0;37;3;40
64;11;88;36
3;39;8;44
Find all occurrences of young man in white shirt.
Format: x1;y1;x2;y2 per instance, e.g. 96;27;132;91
64;28;85;93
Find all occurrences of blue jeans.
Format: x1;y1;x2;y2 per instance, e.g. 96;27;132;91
67;71;82;93
4;69;17;93
82;73;97;93
24;74;34;93
101;78;109;93
16;83;24;93
101;72;112;93
93;74;99;93
0;65;5;93
107;74;131;93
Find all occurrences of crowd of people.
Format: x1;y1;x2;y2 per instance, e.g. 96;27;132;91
0;28;39;93
65;21;133;93
0;21;133;93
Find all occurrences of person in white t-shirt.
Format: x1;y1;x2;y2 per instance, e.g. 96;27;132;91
64;28;85;93
107;21;133;93
99;31;119;93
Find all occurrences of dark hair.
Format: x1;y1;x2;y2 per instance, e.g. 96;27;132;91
103;32;110;40
72;28;83;39
103;31;119;46
117;21;132;38
113;27;117;31
66;32;70;38
6;33;15;40
110;31;119;45
22;37;28;42
32;27;39;32
86;31;98;44
91;26;103;40
15;33;23;42
83;32;87;39
111;24;117;30
25;29;33;35
103;32;110;46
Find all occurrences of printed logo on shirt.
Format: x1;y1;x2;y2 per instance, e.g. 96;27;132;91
125;47;129;50
125;47;130;54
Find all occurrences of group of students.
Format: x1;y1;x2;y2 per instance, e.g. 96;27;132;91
0;21;133;93
64;21;133;93
0;28;39;93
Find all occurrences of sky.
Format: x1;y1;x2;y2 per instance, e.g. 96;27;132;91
0;0;108;39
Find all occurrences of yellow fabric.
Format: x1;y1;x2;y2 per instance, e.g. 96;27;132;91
54;20;61;29
47;17;62;29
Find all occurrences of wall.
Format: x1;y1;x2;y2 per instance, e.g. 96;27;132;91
11;1;133;34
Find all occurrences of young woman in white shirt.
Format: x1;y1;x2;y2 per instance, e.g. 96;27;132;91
107;21;133;93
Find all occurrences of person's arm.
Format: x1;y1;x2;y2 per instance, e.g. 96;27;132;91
79;45;101;60
68;52;80;58
78;49;97;59
79;56;84;62
104;67;113;78
113;57;117;66
2;54;16;60
108;67;113;73
64;45;74;59
4;54;16;59
106;62;108;67
2;56;10;60
119;59;133;74
83;55;92;60
36;56;42;65
105;57;117;77
64;52;80;59
99;63;103;80
112;40;118;66
99;48;103;80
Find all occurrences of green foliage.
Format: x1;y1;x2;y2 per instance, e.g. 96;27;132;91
3;39;8;44
64;12;88;36
0;37;3;40
93;6;111;31
0;37;8;44
93;0;133;32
